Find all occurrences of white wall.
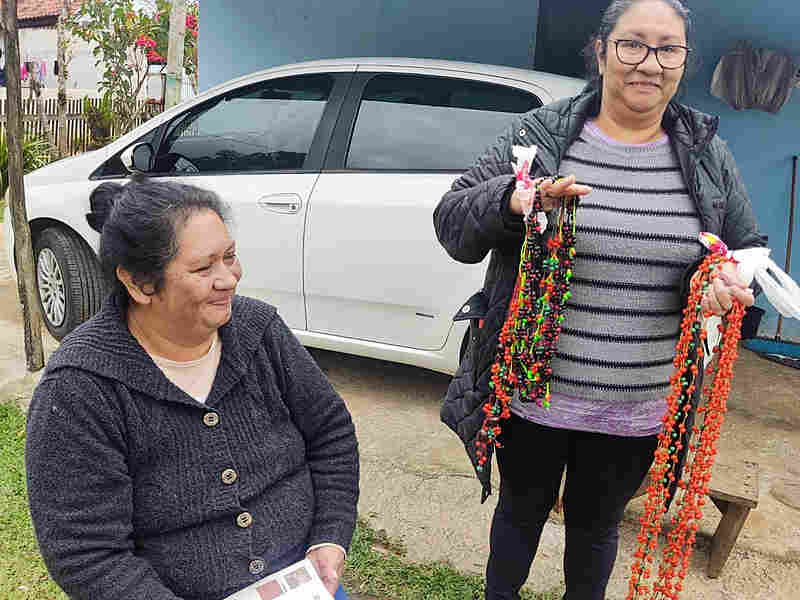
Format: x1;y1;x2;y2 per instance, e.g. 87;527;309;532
17;26;101;92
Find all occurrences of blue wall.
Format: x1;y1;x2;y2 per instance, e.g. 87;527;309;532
200;0;539;90
680;0;800;340
201;0;800;340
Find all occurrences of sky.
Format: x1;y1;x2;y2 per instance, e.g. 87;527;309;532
133;1;199;14
133;0;157;14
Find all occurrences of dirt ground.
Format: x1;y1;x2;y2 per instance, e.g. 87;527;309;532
2;226;799;599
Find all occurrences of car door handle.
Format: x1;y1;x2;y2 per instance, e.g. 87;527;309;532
257;193;303;214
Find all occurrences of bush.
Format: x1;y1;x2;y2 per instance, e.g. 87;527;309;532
0;135;54;199
83;94;115;148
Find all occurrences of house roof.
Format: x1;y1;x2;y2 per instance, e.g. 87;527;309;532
2;0;74;27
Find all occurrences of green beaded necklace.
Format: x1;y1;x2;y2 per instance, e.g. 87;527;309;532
475;180;580;471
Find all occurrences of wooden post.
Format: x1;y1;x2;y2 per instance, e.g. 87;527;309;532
2;0;45;372
165;0;186;109
56;2;70;158
707;502;750;578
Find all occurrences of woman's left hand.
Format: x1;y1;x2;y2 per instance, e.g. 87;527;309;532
698;261;755;316
307;545;345;596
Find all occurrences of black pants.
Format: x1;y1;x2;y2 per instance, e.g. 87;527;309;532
485;414;658;600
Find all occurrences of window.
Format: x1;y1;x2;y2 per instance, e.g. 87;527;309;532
152;74;333;174
346;74;541;170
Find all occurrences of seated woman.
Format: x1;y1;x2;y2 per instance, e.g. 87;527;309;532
25;177;359;600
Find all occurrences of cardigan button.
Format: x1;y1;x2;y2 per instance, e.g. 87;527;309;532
221;468;238;485
249;559;265;575
237;512;253;528
203;412;220;427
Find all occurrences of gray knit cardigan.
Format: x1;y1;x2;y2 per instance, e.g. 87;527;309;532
26;293;359;600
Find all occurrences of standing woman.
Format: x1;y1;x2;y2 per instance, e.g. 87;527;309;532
434;1;765;599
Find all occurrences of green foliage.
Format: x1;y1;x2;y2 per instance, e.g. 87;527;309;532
0;135;53;199
151;0;200;93
72;135;86;153
345;518;563;600
0;402;68;599
83;93;115;148
67;0;200;135
67;0;152;135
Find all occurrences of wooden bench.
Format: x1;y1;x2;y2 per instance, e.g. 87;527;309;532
632;459;760;578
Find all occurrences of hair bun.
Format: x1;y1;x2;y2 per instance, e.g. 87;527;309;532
86;182;124;233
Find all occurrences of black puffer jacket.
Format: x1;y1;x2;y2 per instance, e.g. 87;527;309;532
433;89;766;502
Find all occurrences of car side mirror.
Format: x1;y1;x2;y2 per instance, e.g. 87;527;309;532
121;142;154;172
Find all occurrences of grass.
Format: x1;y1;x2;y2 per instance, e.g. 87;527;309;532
0;402;67;600
0;401;562;600
344;518;562;600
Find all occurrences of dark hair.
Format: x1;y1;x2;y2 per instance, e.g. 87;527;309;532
583;0;696;91
86;175;231;304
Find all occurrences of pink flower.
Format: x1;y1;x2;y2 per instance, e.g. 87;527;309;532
185;14;197;29
135;35;157;48
147;49;166;64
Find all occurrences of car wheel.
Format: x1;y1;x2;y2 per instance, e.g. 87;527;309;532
34;227;107;340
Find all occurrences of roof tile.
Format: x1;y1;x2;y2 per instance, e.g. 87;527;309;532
2;0;73;22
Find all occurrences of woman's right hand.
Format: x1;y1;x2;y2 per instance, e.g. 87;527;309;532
510;175;592;215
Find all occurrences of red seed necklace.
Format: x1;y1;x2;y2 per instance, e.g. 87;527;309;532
627;249;744;600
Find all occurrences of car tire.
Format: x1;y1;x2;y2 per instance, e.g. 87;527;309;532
34;227;107;340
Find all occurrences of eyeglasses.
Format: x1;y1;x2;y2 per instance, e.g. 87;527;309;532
610;39;690;70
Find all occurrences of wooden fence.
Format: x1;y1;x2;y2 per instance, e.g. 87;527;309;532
0;97;163;156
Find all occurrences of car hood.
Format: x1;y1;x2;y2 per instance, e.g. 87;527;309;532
24;149;108;187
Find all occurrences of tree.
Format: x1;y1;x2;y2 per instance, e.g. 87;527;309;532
1;0;45;371
68;0;199;135
67;0;153;136
67;0;199;135
164;0;186;108
148;1;199;96
56;1;75;157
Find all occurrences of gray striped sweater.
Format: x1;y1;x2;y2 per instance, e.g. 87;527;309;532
512;121;704;436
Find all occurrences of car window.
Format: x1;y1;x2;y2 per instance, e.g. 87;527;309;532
152;74;333;174
346;74;541;170
92;128;160;178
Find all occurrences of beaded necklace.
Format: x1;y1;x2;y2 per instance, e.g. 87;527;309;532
627;247;745;600
474;179;580;471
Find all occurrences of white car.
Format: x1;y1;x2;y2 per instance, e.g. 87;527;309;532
4;58;584;374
